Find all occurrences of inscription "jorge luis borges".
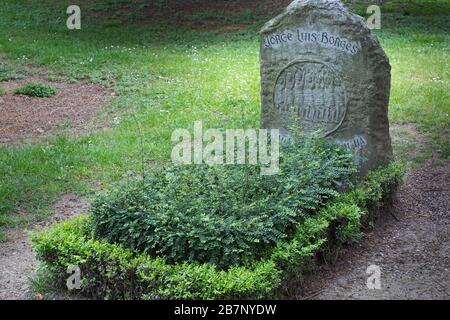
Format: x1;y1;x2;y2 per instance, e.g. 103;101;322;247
273;60;347;136
263;30;360;55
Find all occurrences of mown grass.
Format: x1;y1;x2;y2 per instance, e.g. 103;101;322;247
0;0;448;239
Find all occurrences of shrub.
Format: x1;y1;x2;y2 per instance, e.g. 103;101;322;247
0;86;5;96
271;161;405;274
14;81;56;97
31;161;405;299
31;216;280;300
91;134;356;269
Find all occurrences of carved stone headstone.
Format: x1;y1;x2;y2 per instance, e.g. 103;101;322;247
260;0;393;174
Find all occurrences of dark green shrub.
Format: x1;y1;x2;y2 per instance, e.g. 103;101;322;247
91;135;356;269
14;81;56;97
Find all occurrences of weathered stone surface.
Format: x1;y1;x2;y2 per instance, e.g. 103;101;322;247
260;0;393;175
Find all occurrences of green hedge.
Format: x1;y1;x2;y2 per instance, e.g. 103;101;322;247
271;161;405;273
31;161;405;299
91;135;355;269
32;215;280;299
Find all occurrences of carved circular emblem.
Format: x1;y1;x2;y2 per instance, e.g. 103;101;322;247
273;60;347;136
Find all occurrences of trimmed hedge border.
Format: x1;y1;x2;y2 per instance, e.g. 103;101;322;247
31;161;405;299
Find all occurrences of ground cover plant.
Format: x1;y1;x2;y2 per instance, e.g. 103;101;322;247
14;81;57;97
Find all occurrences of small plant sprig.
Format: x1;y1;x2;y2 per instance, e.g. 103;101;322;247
15;81;56;97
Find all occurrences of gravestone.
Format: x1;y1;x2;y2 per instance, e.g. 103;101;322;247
260;0;393;174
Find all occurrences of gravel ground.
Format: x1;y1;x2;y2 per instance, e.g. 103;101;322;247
297;157;450;300
0;228;36;300
0;194;90;300
0;76;109;144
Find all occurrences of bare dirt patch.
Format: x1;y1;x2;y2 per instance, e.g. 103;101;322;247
0;194;90;300
296;156;450;300
0;228;36;300
50;193;90;224
0;77;109;144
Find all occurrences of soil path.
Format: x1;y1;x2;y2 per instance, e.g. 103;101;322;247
297;157;450;300
0;194;89;300
0;228;36;299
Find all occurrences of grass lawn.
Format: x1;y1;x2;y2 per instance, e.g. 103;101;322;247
0;0;449;240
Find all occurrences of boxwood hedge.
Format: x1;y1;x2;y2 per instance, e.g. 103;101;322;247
31;160;405;299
